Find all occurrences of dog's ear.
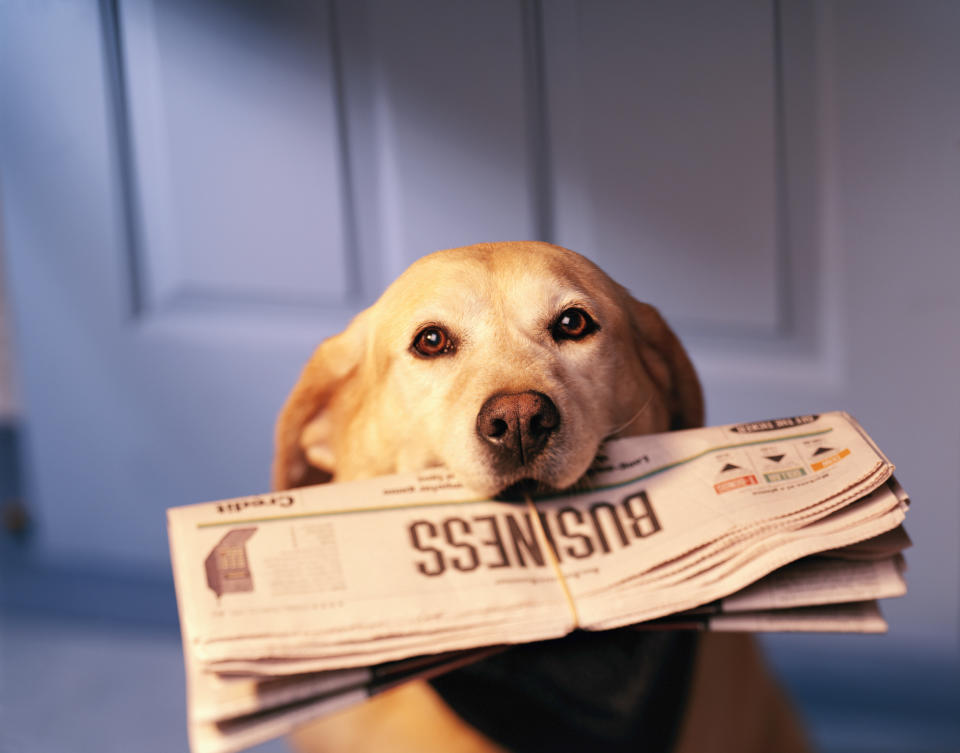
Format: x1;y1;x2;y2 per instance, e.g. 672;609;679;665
272;311;370;490
626;298;704;430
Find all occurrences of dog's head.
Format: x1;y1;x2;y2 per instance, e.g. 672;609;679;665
273;242;702;496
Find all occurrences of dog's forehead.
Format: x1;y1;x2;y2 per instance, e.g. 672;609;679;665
380;248;597;328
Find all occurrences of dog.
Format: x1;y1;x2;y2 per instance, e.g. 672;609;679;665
273;242;809;753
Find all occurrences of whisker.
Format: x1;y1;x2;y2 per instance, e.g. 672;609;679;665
603;393;656;440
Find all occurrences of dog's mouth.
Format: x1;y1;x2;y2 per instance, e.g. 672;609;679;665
493;477;557;503
487;443;609;503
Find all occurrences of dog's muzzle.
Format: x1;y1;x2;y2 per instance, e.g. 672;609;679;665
476;391;560;470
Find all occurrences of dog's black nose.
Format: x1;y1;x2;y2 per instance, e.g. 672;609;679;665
476;391;560;465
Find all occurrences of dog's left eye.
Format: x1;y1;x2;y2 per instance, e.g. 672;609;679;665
551;307;598;342
412;325;455;357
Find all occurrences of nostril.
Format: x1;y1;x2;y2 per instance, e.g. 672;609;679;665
490;418;508;439
530;395;560;437
529;414;545;436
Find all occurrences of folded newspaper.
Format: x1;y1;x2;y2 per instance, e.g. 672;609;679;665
167;412;911;753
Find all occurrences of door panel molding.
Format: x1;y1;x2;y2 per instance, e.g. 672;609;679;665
545;0;781;336
339;0;542;290
118;0;356;317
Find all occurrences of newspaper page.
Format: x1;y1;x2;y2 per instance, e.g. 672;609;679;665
167;411;908;753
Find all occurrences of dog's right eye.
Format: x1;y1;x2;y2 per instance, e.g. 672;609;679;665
412;326;454;358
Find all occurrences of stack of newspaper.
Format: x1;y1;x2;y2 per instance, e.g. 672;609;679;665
167;412;911;753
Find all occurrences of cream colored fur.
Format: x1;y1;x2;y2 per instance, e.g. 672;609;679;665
273;242;808;753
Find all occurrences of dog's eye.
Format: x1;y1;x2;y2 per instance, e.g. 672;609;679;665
412;326;454;357
552;308;598;342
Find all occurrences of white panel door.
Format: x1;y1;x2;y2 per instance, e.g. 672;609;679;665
0;0;542;572
541;1;960;740
2;2;957;745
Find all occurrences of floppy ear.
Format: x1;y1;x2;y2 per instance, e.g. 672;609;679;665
626;298;705;430
272;311;370;490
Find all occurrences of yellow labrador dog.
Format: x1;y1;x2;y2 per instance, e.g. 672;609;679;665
273;242;809;753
